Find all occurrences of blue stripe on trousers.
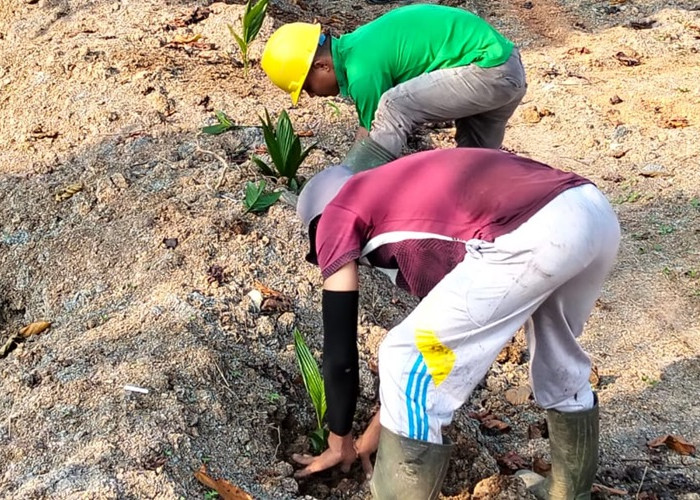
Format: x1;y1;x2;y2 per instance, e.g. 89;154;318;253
405;356;423;439
420;368;431;440
412;362;428;440
405;354;434;440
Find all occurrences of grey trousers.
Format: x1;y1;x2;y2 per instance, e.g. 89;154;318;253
370;48;527;156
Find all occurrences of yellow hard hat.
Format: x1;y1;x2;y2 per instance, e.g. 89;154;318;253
261;22;322;105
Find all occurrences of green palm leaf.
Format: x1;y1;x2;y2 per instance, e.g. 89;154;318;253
293;328;326;428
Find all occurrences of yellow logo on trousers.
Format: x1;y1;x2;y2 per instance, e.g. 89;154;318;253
414;329;455;387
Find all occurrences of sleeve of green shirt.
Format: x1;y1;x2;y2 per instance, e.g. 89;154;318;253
347;71;394;131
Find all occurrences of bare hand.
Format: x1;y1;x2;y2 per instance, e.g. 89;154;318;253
355;411;382;480
292;432;357;478
355;126;369;140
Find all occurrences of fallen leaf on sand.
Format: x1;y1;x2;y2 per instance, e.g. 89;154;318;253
469;410;511;433
589;364;601;387
170;33;202;44
505;385;531;405
20;321;51;337
55;182;84;202
2;321;52;358
194;465;253;500
661;117;689;129
533;456;551;476
497;450;529;473
528;420;549;439
522;106;542;124
253;281;293;314
614;51;641;66
592;483;628;495
648;434;696;455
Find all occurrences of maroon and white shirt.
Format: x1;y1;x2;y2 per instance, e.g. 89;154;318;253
314;148;592;298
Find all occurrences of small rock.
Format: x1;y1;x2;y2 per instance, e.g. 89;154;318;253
246;289;263;312
610;95;623;105
639;163;672;178
276;312;296;334
110;173;129;189
505;385;531;405
522;1;534;8
162;238;179;249
473;474;535;499
613;125;629;139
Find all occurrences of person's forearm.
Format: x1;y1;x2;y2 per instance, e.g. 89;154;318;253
322;289;359;435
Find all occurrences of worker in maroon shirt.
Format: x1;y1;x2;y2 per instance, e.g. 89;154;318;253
292;148;620;500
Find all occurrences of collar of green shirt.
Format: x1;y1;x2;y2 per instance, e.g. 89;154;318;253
330;36;350;97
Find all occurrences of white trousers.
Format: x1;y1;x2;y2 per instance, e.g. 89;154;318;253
378;184;620;443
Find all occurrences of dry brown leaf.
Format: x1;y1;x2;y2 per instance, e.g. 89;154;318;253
469;410;511;433
171;33;202;44
648;434;696;455
614;51;641;66
497;450;529;473
662;117;689;129
19;321;51;338
522;106;542;124
589;364;600;387
533;456;551;476
504;385;531;405
55;182;84;202
567;46;591;55
253;281;293;314
592;483;628;495
194;465;253;500
628;20;655;30
528;420;549;439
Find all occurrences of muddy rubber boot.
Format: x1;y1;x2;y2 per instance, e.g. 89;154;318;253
370;426;453;500
517;397;599;500
342;137;397;173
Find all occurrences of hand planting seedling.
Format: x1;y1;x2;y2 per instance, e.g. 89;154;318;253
293;328;328;453
243;179;281;213
227;0;268;75
253;109;316;193
201;111;238;135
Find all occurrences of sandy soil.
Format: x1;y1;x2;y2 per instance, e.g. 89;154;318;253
0;0;699;498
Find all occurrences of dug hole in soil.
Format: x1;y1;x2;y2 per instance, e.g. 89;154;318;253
1;0;699;498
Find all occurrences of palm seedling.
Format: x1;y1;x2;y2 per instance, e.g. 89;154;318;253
227;0;268;75
243;179;282;213
293;328;328;453
252;109;316;193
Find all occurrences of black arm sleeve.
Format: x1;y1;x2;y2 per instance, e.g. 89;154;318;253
322;289;360;436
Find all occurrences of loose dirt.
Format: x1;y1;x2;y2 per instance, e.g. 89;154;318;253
1;0;699;498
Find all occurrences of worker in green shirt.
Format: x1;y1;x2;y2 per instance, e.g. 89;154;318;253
261;4;527;169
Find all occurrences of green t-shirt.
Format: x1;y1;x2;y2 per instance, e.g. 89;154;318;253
331;4;515;129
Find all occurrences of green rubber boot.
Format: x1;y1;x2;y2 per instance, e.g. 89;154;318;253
370;427;453;500
342;137;397;173
518;397;599;500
